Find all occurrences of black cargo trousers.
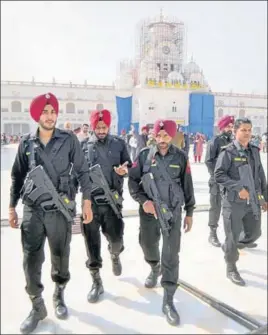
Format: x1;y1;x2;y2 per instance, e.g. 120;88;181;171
222;201;262;264
21;205;72;297
208;181;222;229
139;206;182;295
81;202;124;270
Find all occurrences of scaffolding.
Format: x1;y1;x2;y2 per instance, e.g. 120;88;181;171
135;9;186;86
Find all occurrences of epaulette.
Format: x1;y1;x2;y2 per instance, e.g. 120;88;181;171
111;135;125;143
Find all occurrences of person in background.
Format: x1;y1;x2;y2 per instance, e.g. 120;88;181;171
73;127;81;135
261;133;267;153
136;126;149;156
205;115;234;247
64;121;72;131
183;132;190;156
147;128;156;146
129;130;139;161
171;125;185;149
120;129;128;145
193;133;205;163
77;123;90;142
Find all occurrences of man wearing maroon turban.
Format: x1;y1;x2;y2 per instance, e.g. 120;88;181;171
136;125;149;157
128;119;196;326
9;93;93;333
80;109;131;303
205;115;234;247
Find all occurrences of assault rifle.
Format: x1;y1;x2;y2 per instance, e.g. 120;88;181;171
89;164;123;219
141;172;173;237
21;165;75;223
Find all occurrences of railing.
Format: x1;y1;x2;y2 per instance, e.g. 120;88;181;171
213;91;267;99
1;80;115;90
145;81;207;90
1;96;115;103
215;105;267;109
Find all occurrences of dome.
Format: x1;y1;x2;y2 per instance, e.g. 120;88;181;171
184;61;200;74
167;71;184;82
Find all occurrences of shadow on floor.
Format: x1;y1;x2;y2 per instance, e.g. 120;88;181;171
68;307;141;334
116;276;248;334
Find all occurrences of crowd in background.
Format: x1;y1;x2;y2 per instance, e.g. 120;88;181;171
1;133;21;145
1;125;267;156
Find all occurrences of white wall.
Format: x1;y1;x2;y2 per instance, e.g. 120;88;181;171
133;87;190;129
213;92;267;134
1;81;118;134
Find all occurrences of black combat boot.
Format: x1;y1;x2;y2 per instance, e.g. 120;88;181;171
237;242;257;249
226;263;246;286
111;253;122;276
208;228;221;247
145;263;161;288
53;283;68;319
162;289;180;326
87;270;104;303
20;296;47;334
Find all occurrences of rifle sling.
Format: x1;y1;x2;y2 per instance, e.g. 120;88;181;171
33;137;67;188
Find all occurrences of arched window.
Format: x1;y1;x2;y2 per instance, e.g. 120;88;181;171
218;108;223;118
239;109;245;118
96;103;104;111
11;101;22;113
66;102;75;113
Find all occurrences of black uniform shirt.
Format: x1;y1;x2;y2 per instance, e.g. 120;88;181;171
128;144;196;216
81;133;131;191
214;140;267;200
10;128;92;207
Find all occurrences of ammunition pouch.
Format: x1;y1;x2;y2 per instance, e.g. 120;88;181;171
209;181;220;195
169;179;184;209
257;192;265;206
58;176;77;201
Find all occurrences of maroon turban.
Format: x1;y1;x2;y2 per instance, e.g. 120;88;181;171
217;115;234;130
153;119;177;138
90;109;111;130
30;93;59;122
141;126;149;132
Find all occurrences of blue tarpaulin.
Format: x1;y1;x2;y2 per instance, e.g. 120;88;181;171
116;96;132;135
188;93;215;139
